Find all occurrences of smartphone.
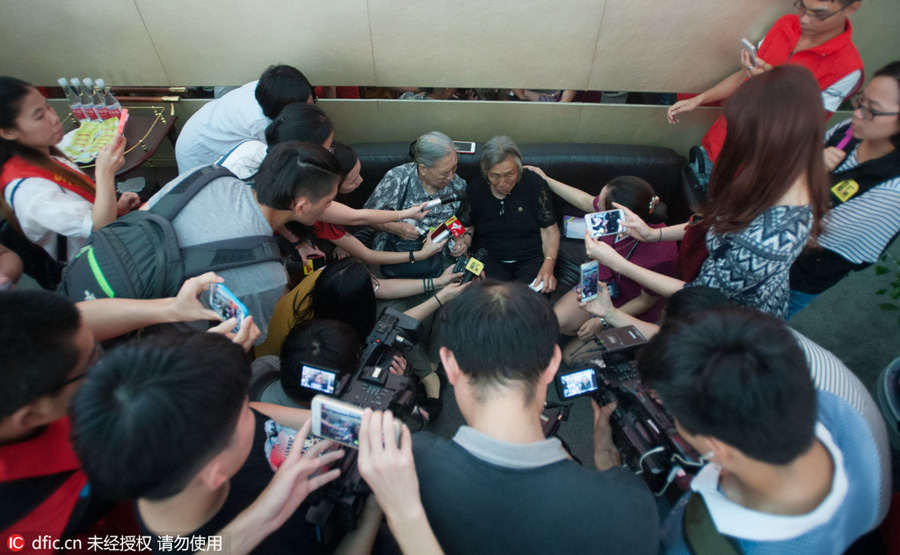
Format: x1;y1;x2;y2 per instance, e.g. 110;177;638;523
452;141;476;154
741;38;757;66
300;364;339;395
303;254;326;275
208;283;248;333
580;261;599;302
556;367;600;399
116;108;129;135
585;209;626;238
310;395;401;449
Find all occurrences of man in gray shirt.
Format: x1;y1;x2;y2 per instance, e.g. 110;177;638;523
412;281;660;554
146;142;340;342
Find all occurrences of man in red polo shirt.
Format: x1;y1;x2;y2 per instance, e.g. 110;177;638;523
668;0;863;186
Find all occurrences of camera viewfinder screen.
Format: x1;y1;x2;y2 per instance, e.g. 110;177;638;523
301;365;337;395
318;402;361;448
560;368;599;398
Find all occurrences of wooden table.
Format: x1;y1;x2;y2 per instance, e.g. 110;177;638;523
67;104;178;178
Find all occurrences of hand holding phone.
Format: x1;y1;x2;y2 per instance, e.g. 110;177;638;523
741;39;757;67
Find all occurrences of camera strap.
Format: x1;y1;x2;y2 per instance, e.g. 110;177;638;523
683;493;744;555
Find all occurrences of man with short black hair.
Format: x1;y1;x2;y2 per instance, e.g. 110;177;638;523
412;281;659;554
176;64;314;172
70;331;347;554
0;275;253;546
640;307;884;555
136;142;341;342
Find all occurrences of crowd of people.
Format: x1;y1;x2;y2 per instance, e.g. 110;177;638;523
1;0;899;553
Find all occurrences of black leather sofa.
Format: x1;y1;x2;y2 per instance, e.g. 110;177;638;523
341;142;695;295
343;142;695;224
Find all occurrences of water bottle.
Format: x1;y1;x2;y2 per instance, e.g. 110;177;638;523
57;77;87;121
70;78;99;121
83;78;110;120
95;78;122;119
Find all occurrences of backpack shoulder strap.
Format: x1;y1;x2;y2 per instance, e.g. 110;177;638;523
683;493;744;555
181;235;281;278
149;165;238;220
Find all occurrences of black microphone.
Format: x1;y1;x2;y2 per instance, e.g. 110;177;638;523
422;191;465;210
460;248;487;284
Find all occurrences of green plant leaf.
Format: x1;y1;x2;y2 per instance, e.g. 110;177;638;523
880;303;899;311
876;289;887;295
875;266;889;275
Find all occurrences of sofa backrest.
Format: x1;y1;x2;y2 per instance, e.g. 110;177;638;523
344;142;694;225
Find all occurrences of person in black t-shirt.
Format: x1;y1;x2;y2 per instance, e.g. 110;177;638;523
458;136;560;293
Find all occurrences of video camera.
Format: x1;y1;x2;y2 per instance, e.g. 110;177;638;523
304;307;423;530
555;326;703;499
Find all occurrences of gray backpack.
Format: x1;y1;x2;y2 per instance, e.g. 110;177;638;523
59;165;281;301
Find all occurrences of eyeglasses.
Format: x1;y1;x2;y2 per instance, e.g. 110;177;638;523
56;370;88;390
852;95;900;121
793;0;848;22
51;341;102;393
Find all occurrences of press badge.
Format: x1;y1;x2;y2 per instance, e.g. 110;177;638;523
831;179;859;203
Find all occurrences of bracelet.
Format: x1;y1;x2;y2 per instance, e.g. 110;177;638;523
545;256;555;261
423;277;435;294
434;294;444;308
409;251;416;264
396;211;402;222
657;228;663;242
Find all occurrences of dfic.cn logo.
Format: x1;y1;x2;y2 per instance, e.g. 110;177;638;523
7;534;25;552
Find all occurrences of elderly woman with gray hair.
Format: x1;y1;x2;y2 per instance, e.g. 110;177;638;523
364;131;469;258
458;136;560;292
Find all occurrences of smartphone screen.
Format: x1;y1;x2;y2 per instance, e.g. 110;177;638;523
310;395;401;449
300;365;338;395
312;396;363;448
558;368;599;399
581;261;599;302
586;209;626;237
208;283;248;333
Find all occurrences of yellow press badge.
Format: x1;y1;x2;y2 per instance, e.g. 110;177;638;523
831;179;859;203
465;258;484;276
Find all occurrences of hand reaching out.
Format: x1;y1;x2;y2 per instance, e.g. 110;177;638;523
117;192;141;215
208;315;261;352
611;203;656;242
823;146;848;173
